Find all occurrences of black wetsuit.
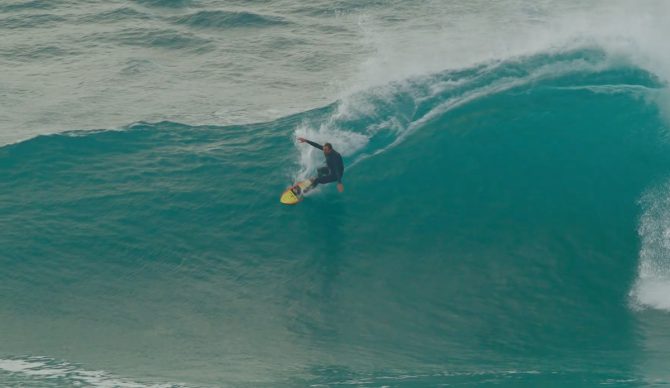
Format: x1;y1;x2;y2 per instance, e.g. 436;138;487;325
304;140;344;187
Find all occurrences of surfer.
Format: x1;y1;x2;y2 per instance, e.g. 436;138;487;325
297;137;344;192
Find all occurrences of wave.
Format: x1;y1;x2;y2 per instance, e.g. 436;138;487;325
0;0;59;12
173;10;290;29
90;28;213;51
0;44;78;61
132;0;192;8
292;47;662;177
2;46;670;385
80;7;153;24
0;13;68;29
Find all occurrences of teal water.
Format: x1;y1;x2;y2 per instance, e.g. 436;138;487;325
3;1;670;387
3;46;670;386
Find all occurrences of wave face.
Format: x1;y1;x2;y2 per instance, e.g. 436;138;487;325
3;46;670;386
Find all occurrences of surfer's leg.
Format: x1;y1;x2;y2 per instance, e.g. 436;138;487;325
311;167;331;188
314;174;338;186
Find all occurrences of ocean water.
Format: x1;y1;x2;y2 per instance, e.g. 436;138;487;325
3;0;670;387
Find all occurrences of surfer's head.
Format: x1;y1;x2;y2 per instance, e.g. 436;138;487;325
323;143;333;155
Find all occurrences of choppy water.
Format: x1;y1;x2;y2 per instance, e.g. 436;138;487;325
3;0;670;387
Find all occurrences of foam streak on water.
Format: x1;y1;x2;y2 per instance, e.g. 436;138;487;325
0;357;185;387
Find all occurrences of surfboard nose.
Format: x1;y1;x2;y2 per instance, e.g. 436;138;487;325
280;189;299;204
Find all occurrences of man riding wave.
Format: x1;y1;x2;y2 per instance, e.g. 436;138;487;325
297;137;344;193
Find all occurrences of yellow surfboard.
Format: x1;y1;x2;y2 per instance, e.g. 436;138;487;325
280;179;314;205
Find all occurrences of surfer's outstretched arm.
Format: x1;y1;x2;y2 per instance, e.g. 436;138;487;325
297;137;323;150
